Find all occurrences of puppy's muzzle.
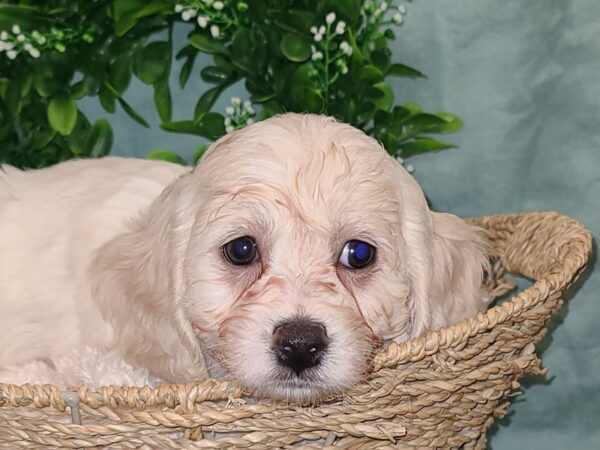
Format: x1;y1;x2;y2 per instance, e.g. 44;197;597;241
272;319;328;375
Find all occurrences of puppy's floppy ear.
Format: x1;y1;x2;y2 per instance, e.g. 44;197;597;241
425;211;490;332
90;172;207;382
391;162;489;338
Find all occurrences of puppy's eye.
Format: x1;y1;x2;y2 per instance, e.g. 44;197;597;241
223;236;258;266
338;240;376;269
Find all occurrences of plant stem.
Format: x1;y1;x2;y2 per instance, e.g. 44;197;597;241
324;22;331;111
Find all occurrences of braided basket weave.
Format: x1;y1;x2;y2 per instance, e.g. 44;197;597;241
0;211;592;449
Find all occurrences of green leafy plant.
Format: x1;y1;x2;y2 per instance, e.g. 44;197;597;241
0;0;462;170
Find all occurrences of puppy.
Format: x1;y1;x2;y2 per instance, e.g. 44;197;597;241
0;114;489;401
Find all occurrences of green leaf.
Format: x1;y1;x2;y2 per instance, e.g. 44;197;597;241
359;65;384;83
30;129;56;151
161;120;208;136
71;81;87;99
66;129;88;155
402;113;448;135
371;82;393;111
99;85;116;113
86;119;114;158
33;77;61;98
199;112;225;140
104;81;150;127
109;56;132;94
147;149;186;165
401;138;456;158
201;66;230;84
432;112;464;134
371;50;390;72
194;85;225;122
113;0;172;36
261;99;284;119
0;5;51;30
250;90;277;103
404;102;423;114
327;0;362;24
117;96;149;127
133;41;170;85
269;10;314;34
189;33;228;55
302;88;324;113
6;79;22;116
179;51;197;89
154;80;172;122
280;34;311;62
230;29;252;72
193;144;209;164
47;94;78;136
387;63;426;79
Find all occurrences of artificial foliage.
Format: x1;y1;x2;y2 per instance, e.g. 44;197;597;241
0;0;462;168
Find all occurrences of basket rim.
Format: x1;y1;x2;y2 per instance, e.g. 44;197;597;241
0;211;592;411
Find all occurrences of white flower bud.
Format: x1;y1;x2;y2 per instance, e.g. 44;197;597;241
340;64;348;74
246;118;254;124
225;125;234;133
310;26;317;35
340;41;352;56
406;164;414;173
225;106;235;115
37;36;46;44
197;16;208;28
325;12;336;24
398;4;407;14
311;51;323;61
314;33;323;42
318;25;325;35
392;13;403;24
0;31;8;40
335;21;346;35
11;25;21;35
7;49;17;59
174;4;184;13
380;2;388;12
213;1;224;10
230;97;241;106
17;34;26;42
181;10;192;21
210;24;220;38
224;117;232;126
0;42;5;51
396;156;404;164
28;47;40;58
243;101;255;114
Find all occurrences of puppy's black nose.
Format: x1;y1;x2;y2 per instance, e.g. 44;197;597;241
272;320;328;375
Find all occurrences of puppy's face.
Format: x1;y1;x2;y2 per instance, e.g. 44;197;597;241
94;114;486;401
181;115;414;401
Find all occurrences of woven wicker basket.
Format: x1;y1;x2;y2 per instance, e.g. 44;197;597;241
0;211;592;449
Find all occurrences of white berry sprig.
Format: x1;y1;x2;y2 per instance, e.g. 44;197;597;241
224;97;255;132
174;0;248;39
0;25;95;61
308;12;354;107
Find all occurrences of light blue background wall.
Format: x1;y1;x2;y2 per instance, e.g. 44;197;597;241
81;1;600;448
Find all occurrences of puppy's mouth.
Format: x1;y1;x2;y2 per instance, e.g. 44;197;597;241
191;320;368;402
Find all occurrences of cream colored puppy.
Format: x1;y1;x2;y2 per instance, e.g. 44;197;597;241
0;114;488;401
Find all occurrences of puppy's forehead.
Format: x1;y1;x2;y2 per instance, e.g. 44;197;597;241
198;114;396;198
